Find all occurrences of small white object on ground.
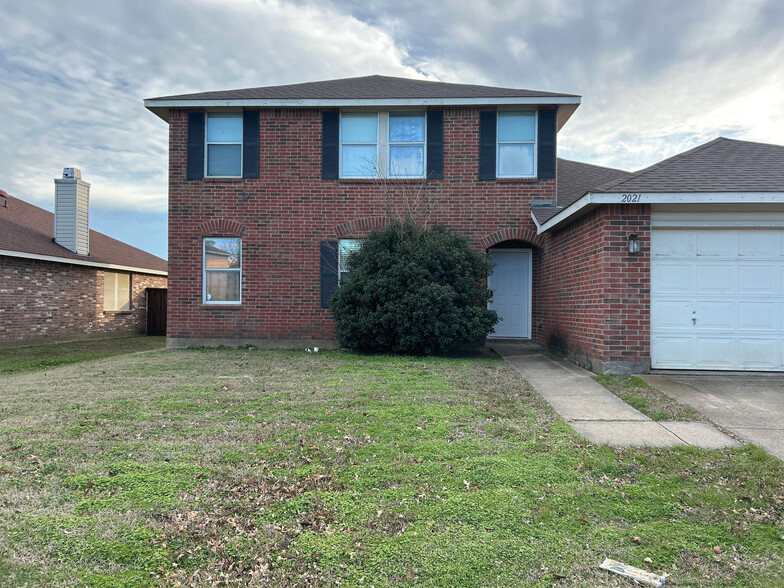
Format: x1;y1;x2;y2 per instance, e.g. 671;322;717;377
599;558;666;587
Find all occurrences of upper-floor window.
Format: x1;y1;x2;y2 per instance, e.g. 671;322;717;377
104;271;131;311
497;111;536;178
206;113;243;177
340;112;426;178
204;237;241;304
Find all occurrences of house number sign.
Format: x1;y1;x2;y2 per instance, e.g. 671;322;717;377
620;193;642;203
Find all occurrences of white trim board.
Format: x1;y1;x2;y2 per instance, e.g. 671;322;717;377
536;192;784;234
0;249;167;276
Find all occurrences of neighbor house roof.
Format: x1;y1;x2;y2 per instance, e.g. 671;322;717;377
535;137;784;234
0;190;167;275
145;74;582;128
531;159;631;224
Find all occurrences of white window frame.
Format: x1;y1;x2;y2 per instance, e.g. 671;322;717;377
496;110;537;179
339;111;426;179
104;271;131;312
205;112;243;178
338;239;364;283
203;237;242;305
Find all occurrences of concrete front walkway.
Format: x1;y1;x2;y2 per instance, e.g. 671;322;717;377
493;344;739;449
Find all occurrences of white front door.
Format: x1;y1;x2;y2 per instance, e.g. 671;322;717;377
651;227;784;370
487;249;532;339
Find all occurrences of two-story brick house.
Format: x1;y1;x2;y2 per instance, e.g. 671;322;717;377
145;76;581;343
146;76;784;373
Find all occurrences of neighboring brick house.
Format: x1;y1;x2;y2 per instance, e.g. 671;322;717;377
145;76;784;373
0;169;168;346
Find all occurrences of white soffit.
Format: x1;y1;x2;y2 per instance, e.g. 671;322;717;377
537;192;784;234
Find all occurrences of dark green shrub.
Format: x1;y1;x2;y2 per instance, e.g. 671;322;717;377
330;221;499;354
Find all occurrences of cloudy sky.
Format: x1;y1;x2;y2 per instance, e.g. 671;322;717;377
2;0;783;259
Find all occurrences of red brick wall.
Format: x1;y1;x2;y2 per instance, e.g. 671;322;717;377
536;205;650;369
167;107;554;342
0;256;167;346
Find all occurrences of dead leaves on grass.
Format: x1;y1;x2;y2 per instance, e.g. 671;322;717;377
158;472;346;586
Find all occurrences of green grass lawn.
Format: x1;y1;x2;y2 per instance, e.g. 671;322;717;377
0;336;165;374
0;348;782;587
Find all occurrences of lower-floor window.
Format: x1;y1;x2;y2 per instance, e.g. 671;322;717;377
204;237;241;303
104;271;131;311
339;239;363;283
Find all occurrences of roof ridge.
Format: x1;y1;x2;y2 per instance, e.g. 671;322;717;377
595;137;726;192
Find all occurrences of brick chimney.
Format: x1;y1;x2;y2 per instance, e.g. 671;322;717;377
54;167;90;255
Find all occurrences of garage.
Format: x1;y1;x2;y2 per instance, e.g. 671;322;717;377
651;212;784;371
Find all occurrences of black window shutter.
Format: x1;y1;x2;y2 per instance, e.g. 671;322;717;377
320;240;338;308
478;111;496;180
537;108;557;180
187;112;205;179
242;110;260;179
322;111;339;180
426;110;444;179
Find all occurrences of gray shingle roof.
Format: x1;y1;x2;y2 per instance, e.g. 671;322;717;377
531;159;631;224
147;74;580;102
595;137;784;193
0;190;167;273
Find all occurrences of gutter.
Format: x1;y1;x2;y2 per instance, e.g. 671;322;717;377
536;191;784;235
0;249;168;276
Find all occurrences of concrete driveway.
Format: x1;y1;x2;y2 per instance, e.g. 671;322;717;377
644;373;784;460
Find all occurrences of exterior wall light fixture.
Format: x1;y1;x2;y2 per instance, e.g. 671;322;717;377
628;233;641;254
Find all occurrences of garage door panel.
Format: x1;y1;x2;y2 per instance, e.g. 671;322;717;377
739;265;777;294
697;230;736;257
652;226;784;371
738;302;778;331
652;230;692;257
653;263;693;293
696;264;734;294
739;231;779;257
652;337;695;367
652;300;692;328
738;339;780;369
695;301;734;329
696;338;735;368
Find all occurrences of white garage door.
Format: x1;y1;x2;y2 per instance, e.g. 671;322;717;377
651;227;784;370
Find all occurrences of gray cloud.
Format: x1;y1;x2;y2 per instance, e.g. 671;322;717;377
336;0;784;168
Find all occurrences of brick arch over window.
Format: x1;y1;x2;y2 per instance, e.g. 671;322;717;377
196;219;247;237
335;216;388;238
481;228;544;250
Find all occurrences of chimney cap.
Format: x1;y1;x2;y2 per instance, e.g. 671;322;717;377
62;167;81;179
